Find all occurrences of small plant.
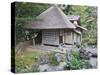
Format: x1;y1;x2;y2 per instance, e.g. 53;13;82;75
70;51;79;59
26;64;39;72
64;51;90;70
48;52;59;66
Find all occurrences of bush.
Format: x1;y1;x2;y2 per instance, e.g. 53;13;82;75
48;52;59;66
64;51;90;70
82;36;97;45
70;51;79;59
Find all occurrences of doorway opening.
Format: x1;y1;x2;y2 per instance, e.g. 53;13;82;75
59;36;63;44
35;31;42;45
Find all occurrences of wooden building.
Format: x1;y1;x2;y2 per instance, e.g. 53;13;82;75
24;5;87;46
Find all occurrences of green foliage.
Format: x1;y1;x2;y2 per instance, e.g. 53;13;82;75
15;19;26;44
15;50;61;73
64;51;90;70
70;51;79;59
48;52;59;66
82;36;97;45
63;5;97;45
16;64;39;73
15;51;44;73
15;2;50;18
20;64;39;73
65;58;89;70
15;2;50;44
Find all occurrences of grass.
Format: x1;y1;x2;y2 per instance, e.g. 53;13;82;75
15;49;63;73
15;50;49;73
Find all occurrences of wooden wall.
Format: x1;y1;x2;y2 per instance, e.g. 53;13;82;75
76;34;81;44
42;29;59;45
64;30;73;44
64;30;81;45
73;32;81;44
42;29;81;46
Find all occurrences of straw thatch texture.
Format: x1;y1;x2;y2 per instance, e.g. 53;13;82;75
24;6;76;29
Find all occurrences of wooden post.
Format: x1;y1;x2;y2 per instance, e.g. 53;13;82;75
80;33;82;45
32;33;38;46
33;38;35;46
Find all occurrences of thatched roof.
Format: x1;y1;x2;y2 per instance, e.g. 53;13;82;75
74;29;82;34
75;24;87;31
24;5;76;29
67;15;80;21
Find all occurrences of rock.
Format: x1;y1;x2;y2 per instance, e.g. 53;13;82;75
39;64;49;72
48;62;66;71
54;53;62;62
66;52;72;61
38;55;49;65
59;62;67;67
47;65;64;71
48;66;58;71
79;49;92;60
87;51;92;57
91;53;97;57
89;57;97;68
38;62;66;72
58;45;64;51
47;67;55;71
55;66;64;71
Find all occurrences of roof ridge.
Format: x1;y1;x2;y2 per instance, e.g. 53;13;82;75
55;6;76;28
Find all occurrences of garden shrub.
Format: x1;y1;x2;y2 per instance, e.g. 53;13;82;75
64;51;90;70
48;52;59;66
70;51;79;59
82;36;97;45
